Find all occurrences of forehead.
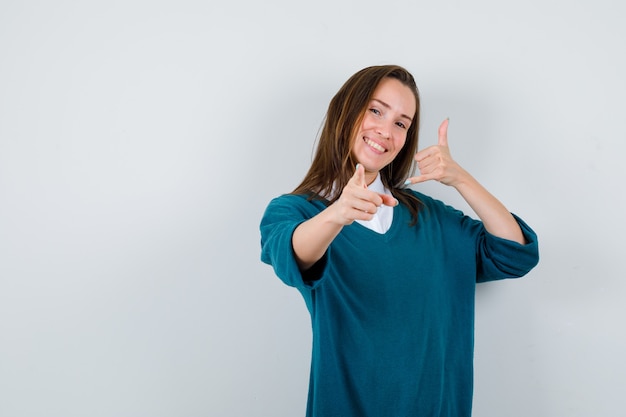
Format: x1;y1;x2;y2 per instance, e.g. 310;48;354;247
371;77;416;118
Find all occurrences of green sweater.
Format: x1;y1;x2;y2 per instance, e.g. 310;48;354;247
260;190;539;417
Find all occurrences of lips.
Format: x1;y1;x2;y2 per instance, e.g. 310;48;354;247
364;137;386;153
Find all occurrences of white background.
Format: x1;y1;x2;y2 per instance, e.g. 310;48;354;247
1;1;624;416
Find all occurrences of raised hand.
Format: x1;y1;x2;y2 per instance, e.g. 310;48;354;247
404;118;526;244
405;118;467;187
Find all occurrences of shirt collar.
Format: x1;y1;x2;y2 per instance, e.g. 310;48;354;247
367;173;388;194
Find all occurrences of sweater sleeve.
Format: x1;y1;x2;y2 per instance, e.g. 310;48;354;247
476;213;540;283
259;195;326;289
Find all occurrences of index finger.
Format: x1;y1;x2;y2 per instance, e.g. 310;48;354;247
353;163;367;188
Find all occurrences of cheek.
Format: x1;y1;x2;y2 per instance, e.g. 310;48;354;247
360;113;376;130
351;118;369;146
349;133;364;158
394;135;408;151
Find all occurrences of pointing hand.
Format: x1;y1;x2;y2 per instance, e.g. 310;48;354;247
332;164;398;225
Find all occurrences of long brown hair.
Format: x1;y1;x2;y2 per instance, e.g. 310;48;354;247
292;64;423;225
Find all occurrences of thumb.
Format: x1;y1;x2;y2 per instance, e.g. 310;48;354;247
353;163;367;188
438;118;449;147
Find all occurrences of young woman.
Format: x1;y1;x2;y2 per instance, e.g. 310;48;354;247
260;64;539;417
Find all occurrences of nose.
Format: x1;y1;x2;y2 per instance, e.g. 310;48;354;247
376;120;392;139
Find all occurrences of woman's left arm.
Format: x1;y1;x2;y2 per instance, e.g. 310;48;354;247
405;118;526;244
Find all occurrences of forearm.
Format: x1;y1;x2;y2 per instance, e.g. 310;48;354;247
453;171;526;244
292;207;344;271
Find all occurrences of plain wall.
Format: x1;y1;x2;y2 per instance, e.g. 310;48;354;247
1;0;624;416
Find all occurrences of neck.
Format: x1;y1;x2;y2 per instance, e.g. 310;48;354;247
365;171;379;186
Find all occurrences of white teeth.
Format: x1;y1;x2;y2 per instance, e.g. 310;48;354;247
365;138;385;152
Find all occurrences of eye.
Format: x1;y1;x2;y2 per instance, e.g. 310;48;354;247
369;108;381;116
396;121;407;129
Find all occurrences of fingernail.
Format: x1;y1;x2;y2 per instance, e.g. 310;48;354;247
356;163;361;169
404;180;411;185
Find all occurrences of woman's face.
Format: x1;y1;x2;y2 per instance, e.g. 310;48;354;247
351;77;416;185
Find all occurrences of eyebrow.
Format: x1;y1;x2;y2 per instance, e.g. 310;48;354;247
372;98;413;122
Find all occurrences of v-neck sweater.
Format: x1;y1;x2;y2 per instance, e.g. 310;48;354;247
260;190;539;417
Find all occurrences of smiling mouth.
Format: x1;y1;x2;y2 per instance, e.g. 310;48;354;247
364;138;386;152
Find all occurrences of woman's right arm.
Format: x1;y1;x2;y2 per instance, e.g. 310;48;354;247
292;164;397;271
291;208;345;271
